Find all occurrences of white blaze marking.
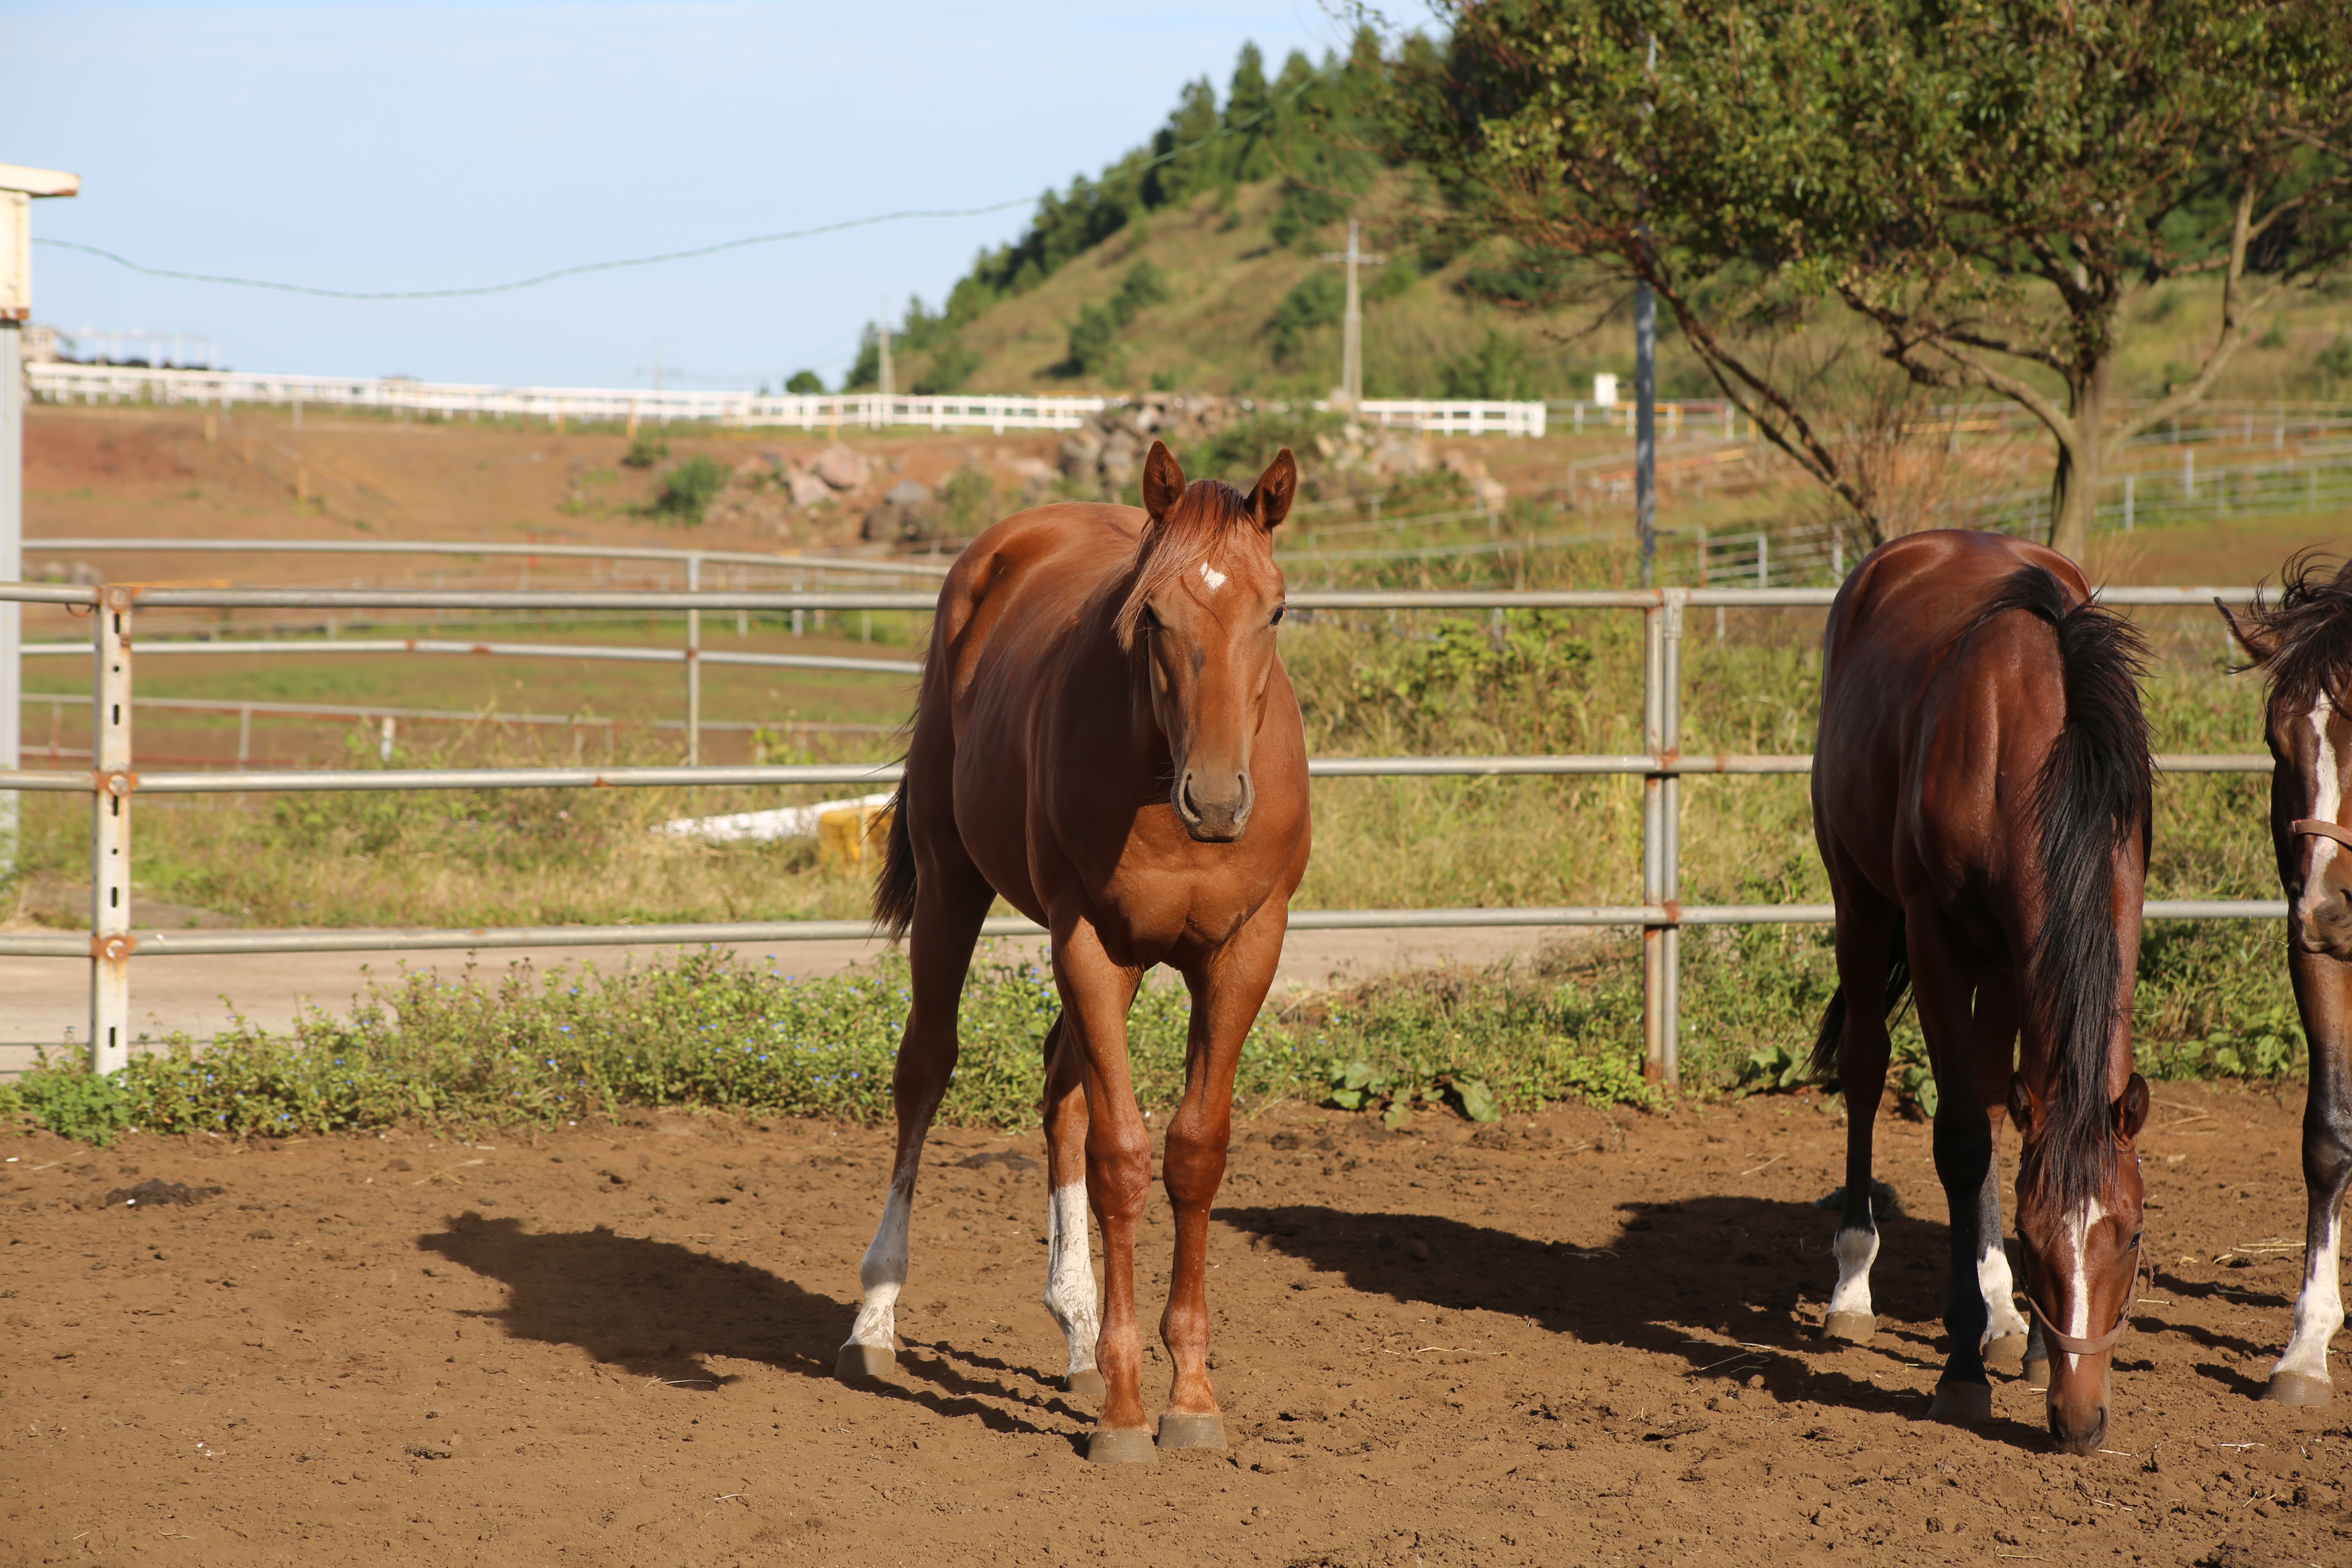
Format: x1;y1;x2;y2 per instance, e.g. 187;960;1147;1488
2059;1197;2107;1377
1978;1235;2029;1345
2301;696;2345;927
2272;1210;2344;1387
1827;1225;1879;1318
1198;561;1227;593
843;1181;913;1353
1042;1182;1100;1377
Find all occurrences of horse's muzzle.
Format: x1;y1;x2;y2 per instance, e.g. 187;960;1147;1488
1176;768;1254;842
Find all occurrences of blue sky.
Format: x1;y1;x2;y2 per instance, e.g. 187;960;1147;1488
5;2;1345;388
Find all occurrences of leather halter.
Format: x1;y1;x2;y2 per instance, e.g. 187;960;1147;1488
2293;818;2352;850
2022;1238;2148;1359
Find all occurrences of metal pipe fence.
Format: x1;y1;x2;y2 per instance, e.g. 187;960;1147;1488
0;579;2283;1087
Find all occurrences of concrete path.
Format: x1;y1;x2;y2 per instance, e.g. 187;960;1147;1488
0;924;1562;1074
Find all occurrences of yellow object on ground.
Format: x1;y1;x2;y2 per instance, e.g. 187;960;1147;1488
818;803;893;870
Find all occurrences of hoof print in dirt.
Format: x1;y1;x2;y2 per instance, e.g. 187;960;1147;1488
104;1178;223;1209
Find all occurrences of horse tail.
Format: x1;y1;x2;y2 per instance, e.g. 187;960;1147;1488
1805;913;1912;1083
1980;566;2152;1212
870;775;919;940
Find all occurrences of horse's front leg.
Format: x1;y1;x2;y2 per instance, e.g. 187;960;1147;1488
1051;919;1151;1462
1157;905;1284;1451
2268;950;2352;1404
1039;1015;1104;1402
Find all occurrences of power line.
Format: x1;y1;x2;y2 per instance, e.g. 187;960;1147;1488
29;66;1334;305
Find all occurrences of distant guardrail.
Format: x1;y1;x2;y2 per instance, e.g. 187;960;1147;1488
28;363;1552;438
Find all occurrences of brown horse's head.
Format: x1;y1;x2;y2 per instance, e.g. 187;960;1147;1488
1114;441;1294;842
2009;1068;2150;1453
2218;557;2352;958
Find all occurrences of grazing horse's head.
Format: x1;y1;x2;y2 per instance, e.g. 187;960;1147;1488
1114;441;1294;842
2220;555;2352;958
2009;1067;2151;1454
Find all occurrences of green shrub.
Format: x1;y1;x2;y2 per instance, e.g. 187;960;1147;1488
621;433;669;469
16;1058;136;1147
913;339;981;396
940;465;998;533
784;370;825;396
1440;330;1542;400
648;454;729;526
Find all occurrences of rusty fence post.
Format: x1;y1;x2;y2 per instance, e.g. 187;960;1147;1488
1642;597;1664;1080
90;585;133;1074
1660;588;1686;1087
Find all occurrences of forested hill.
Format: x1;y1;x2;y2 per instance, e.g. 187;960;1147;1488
815;33;1673;405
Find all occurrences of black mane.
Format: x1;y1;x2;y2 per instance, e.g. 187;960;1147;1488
2232;550;2352;712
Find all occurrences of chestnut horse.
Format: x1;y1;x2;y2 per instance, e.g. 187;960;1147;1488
835;441;1310;1463
1810;530;2154;1453
2220;555;2352;1404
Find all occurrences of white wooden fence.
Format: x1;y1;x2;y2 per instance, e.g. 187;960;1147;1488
27;363;1550;437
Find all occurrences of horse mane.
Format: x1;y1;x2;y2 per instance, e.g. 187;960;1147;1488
1973;566;2152;1216
2228;550;2352;712
1112;479;1262;651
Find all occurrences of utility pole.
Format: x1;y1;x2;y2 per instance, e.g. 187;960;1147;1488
877;297;894;401
0;160;82;878
1635;280;1657;586
1635;32;1659;588
1319;220;1387;410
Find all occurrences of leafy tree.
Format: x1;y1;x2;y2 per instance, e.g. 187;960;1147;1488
1440;329;1541;399
1395;1;2352;556
1268;272;1347;365
913;339;980;396
649;455;728;526
784;370;824;396
1062;262;1175;381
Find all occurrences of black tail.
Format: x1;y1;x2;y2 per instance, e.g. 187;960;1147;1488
870;775;918;940
1806;913;1913;1083
1980;566;2152;1213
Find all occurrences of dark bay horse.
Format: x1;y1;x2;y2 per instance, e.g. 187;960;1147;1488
2220;555;2352;1404
1811;530;2154;1453
836;442;1311;1463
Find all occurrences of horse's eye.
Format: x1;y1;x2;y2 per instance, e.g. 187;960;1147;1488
1270;604;1286;626
1140;606;1162;633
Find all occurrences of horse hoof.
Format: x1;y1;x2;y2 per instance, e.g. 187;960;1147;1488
1086;1427;1158;1465
1155;1412;1229;1451
2262;1370;2333;1406
1984;1334;2029;1375
1928;1381;1993;1423
1821;1312;1876;1344
1065;1368;1107;1403
2023;1356;2051;1390
834;1343;894;1382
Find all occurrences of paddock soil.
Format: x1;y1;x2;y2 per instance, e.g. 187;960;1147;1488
3;1081;2346;1568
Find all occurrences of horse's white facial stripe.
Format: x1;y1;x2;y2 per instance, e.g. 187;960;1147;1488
2308;697;2343;893
2060;1198;2106;1375
1043;1183;1100;1375
1198;561;1227;593
2273;1210;2344;1385
1827;1225;1879;1318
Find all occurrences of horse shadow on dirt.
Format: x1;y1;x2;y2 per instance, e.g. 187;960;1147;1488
1219;1193;2049;1449
417;1212;1086;1438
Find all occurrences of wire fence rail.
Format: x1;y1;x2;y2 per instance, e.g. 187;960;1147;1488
0;579;2283;1086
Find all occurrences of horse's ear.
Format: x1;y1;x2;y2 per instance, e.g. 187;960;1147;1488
2007;1070;2039;1137
1247;448;1298;532
2217;598;2278;664
1141;441;1185;521
2114;1071;2150;1140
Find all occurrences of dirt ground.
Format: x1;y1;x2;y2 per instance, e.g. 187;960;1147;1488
3;1080;2347;1568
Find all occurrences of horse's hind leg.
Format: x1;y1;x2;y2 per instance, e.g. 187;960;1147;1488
1040;1015;1104;1402
1822;880;1900;1344
837;861;995;1381
2266;953;2352;1404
